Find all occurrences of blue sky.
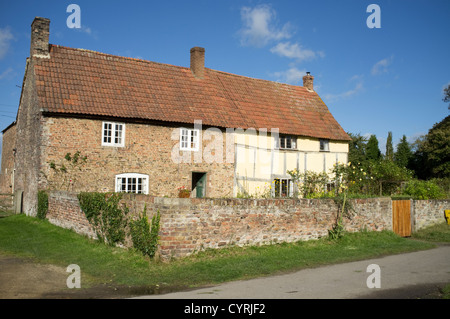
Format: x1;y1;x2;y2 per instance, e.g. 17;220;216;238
0;0;449;157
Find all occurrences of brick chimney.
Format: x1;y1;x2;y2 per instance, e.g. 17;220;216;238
30;17;50;58
190;47;205;78
303;72;314;91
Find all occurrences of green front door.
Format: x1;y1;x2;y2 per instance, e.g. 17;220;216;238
195;173;206;198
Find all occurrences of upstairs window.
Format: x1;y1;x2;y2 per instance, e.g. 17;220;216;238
320;139;330;152
277;135;297;150
115;173;149;195
102;122;125;147
180;128;199;151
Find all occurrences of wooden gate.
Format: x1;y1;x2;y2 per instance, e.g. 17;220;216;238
392;200;411;237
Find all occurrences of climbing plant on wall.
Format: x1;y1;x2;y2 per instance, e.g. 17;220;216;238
77;192;129;246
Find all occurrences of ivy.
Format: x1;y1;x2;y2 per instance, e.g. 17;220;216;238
78;192;129;246
77;192;161;257
37;190;48;220
129;205;161;258
48;151;87;191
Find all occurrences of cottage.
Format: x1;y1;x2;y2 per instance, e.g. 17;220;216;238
0;17;350;216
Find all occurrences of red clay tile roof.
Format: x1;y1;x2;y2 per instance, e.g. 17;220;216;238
34;45;350;141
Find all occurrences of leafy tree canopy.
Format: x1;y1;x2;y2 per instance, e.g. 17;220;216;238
409;115;450;179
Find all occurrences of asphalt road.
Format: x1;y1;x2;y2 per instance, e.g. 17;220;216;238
135;245;450;299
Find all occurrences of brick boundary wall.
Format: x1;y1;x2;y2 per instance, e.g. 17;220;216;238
46;191;448;261
412;199;450;231
47;191;97;239
0;194;14;211
151;197;393;260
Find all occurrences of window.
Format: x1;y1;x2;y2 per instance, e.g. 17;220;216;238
273;178;294;197
277;135;296;150
180;128;199;151
320;139;329;152
115;173;149;194
102;122;125;147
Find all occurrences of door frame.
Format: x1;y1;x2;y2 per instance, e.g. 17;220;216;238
191;172;207;198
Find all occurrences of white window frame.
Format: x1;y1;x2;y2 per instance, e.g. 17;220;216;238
115;173;149;195
102;121;125;147
180;128;200;151
273;178;294;197
277;135;297;150
320;139;330;152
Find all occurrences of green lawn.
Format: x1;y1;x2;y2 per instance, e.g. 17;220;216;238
0;213;440;292
411;222;450;242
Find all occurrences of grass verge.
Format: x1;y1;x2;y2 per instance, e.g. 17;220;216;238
411;222;450;242
0;214;438;292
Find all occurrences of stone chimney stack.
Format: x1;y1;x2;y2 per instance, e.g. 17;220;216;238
30;17;50;58
190;47;205;78
303;72;314;91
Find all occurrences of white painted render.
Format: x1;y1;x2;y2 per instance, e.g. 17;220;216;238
232;129;348;197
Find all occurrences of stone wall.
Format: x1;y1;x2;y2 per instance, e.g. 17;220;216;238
0;123;16;194
46;191;96;238
14;57;43;216
47;191;412;261
0;194;14;211
412;199;450;231
153;197;393;260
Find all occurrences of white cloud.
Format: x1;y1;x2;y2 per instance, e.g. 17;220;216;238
371;55;394;75
271;67;307;85
238;5;292;47
0;67;14;80
270;41;324;62
323;82;364;102
0;27;14;60
81;26;92;35
73;25;98;39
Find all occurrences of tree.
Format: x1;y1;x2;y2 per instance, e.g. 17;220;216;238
366;135;381;161
368;159;412;196
394;135;412;168
347;132;367;165
443;84;450;110
410;115;450;179
386;132;394;161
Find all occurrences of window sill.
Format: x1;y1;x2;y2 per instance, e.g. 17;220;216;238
102;144;125;148
276;148;298;152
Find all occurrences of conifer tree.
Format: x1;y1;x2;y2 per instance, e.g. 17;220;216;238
386;132;394;161
366;135;381;161
394;135;412;169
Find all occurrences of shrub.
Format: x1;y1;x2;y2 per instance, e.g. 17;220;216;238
129;206;161;258
402;180;446;200
37;190;48;220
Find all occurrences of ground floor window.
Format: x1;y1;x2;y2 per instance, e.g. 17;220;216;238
115;173;149;194
273;178;294;197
